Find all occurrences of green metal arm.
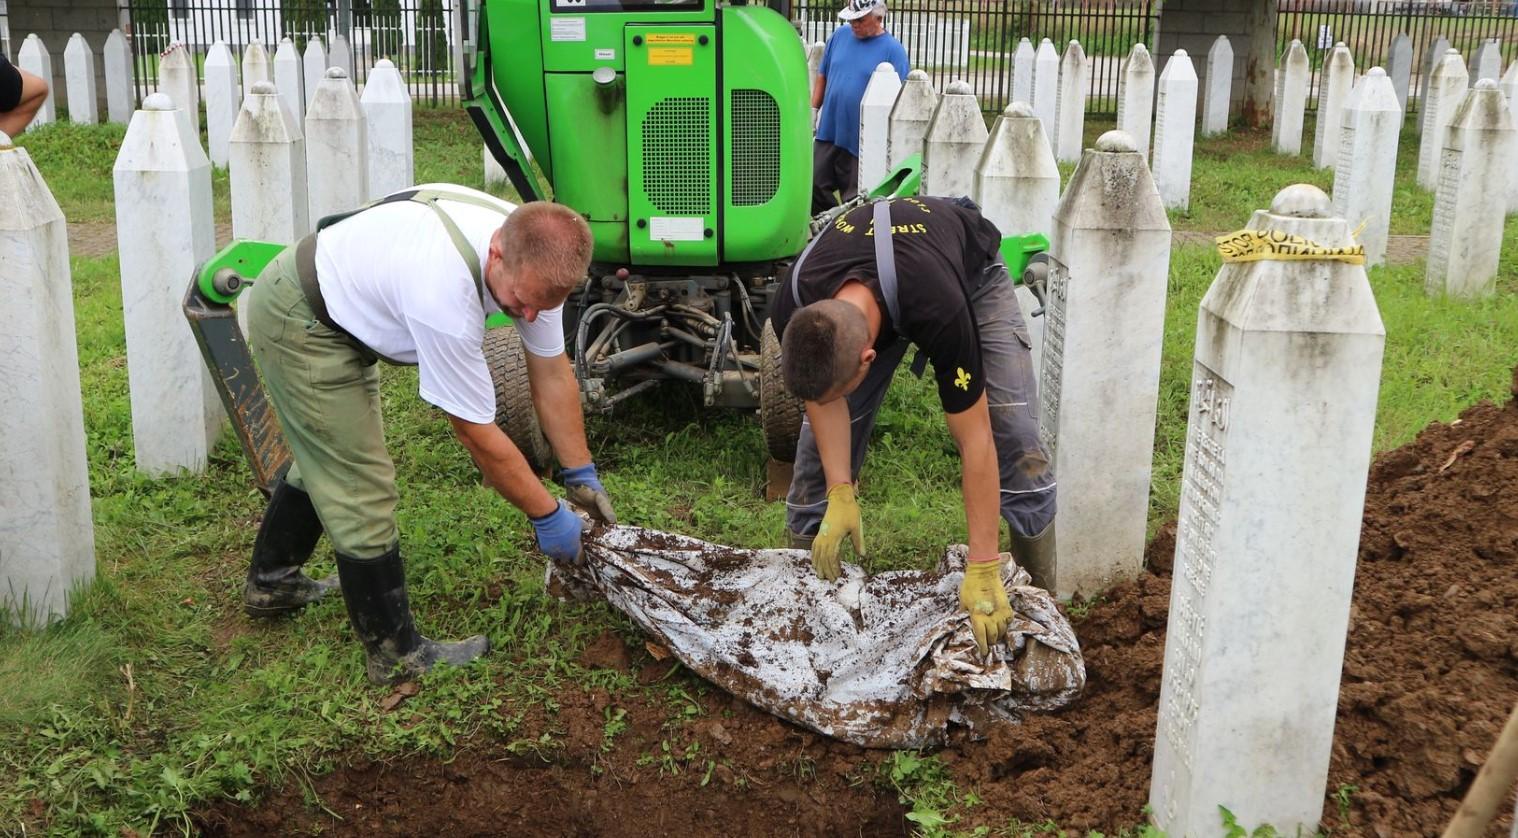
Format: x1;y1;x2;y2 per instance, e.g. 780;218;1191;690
194;240;287;304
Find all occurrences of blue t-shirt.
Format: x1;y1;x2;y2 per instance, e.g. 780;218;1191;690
816;25;909;157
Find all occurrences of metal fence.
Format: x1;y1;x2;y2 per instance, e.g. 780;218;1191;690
1279;3;1518;114
126;0;458;105
792;0;1158;116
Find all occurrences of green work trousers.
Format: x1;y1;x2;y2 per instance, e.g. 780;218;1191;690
246;249;399;559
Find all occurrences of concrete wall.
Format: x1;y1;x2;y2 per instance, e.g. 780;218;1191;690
1156;0;1260;122
7;0;123;113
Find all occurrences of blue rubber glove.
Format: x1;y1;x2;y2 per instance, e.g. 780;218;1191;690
531;500;586;564
561;463;617;525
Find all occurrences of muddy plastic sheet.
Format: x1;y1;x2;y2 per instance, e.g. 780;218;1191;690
548;525;1085;749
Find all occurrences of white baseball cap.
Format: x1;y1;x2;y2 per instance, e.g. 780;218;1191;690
838;0;885;22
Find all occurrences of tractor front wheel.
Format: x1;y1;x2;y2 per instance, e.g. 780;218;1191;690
760;318;804;463
484;326;552;475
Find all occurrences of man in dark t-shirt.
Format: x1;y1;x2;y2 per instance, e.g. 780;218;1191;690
772;196;1056;654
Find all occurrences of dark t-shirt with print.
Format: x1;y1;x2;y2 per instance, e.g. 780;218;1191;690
771;196;1004;414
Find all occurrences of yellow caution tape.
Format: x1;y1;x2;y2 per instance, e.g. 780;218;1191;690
1214;229;1365;265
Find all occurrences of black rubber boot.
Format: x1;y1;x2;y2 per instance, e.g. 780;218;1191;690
1010;519;1057;593
243;478;340;617
336;549;490;685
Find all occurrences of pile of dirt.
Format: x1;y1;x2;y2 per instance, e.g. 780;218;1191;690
198;372;1518;835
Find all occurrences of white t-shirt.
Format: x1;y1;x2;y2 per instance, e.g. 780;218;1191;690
315;184;566;424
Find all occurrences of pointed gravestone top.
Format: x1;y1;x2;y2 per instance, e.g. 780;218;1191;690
1095;130;1137;153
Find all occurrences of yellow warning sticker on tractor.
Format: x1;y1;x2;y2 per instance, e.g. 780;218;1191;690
646;32;696;45
649;47;693;66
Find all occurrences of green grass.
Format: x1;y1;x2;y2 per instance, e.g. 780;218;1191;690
4;106;1517;835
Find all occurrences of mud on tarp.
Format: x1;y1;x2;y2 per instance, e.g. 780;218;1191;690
547;525;1085;749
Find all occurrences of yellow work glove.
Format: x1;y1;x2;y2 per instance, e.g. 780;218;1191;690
959;558;1013;656
811;483;863;582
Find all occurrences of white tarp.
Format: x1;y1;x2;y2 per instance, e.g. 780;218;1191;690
550;525;1086;749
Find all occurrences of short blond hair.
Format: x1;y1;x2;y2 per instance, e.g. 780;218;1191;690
499;202;593;295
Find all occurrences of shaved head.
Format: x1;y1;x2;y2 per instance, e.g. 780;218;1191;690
780;300;872;402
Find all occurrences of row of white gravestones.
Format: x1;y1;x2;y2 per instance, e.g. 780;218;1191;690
1116;43;1155;160
363;60;415;198
973;101;1058;374
17;35;57;125
112;94;225;476
1201;35;1232;137
1152;49;1198;211
1039;129;1172;598
857;63;903;193
274;37;306;123
886;69;937;170
231;81;311;247
243;39;273;92
1419;49;1469;191
306;68;369;223
1313;43;1355;170
0;132;96;624
1273;39;1310;156
1426;80;1515;299
1054;40;1088;164
922;80;986;198
63;34;99;125
158;43;200;137
1150;182;1384;836
1332;68;1402;267
1031;39;1059;147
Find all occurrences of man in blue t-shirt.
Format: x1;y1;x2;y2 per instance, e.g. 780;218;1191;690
812;0;909;215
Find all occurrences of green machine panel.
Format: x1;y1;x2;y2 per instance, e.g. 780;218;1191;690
545;73;629;262
624;23;717;267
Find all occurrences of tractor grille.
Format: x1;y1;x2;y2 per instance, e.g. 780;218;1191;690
642;97;711;216
731;89;780;206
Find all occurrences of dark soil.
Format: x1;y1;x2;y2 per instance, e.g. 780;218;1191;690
197;370;1518;835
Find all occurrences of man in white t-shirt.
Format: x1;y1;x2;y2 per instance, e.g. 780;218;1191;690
242;185;611;685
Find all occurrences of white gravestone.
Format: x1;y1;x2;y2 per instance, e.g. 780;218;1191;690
807;41;825;129
1032;38;1060;146
113;94;225;476
1419;36;1450;115
1426;80;1515;299
1273;40;1310;155
858;62;903;196
329;33;354;80
1474;39;1502;83
1202;35;1232;137
64;34;99;125
484;144;508;189
1149;183;1384;838
1117;43;1156;159
158;43;200;138
1012;38;1034;107
361;59;413;198
303;37;328;110
18;35;56;126
923;80;987;198
1054;40;1089;163
1041;130;1170;599
1332;69;1402;267
887;69;938;170
204;42;240;168
1418;49;1469;191
0;134;95;624
306;68;369;222
103;30;135;124
974;101;1058;376
1313;43;1355;170
1152;50;1198;211
1388;33;1412;112
242;39;272;97
273;38;305;122
1505;62;1518;214
230;80;310;246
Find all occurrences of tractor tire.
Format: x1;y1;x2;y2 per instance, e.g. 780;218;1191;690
484;326;552;475
760;318;804;463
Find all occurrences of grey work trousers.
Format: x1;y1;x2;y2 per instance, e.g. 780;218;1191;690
784;260;1057;540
